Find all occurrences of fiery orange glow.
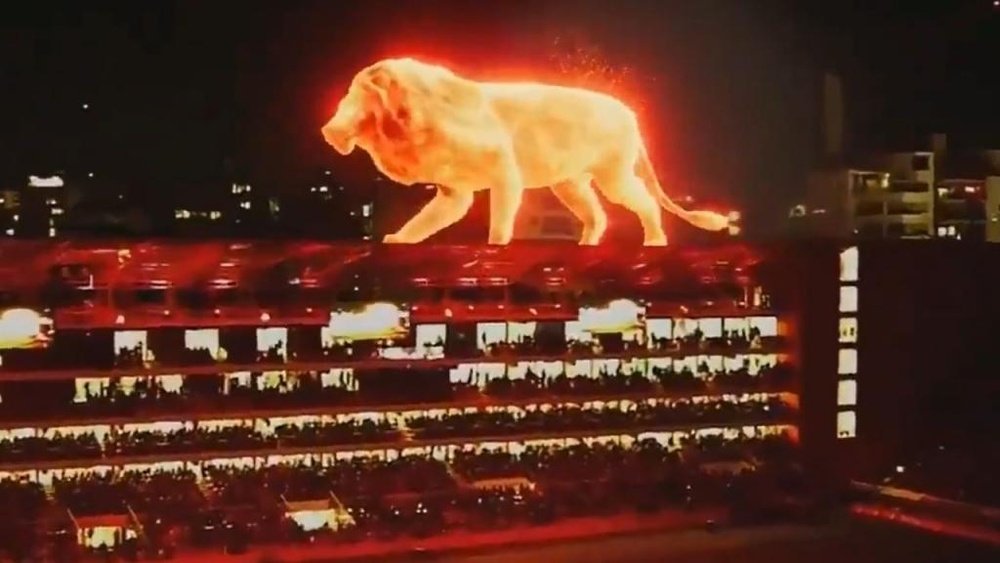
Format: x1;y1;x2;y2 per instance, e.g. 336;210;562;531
321;57;731;246
578;299;646;333
326;303;408;341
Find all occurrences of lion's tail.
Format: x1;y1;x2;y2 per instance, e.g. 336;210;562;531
635;144;729;232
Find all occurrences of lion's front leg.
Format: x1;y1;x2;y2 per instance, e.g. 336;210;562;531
386;187;474;243
487;157;525;245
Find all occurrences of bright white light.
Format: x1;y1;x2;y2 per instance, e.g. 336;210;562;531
28;175;64;188
87;172;95;178
82;103;90;110
0;308;50;345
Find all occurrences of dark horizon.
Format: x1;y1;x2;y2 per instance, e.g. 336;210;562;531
1;0;998;235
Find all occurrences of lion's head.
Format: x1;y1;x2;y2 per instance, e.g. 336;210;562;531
321;58;483;159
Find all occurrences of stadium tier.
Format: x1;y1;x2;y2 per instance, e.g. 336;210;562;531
0;240;818;559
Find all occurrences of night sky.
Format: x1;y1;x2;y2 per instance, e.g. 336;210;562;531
1;0;997;234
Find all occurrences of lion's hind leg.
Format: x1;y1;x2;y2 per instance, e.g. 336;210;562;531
550;177;608;245
593;167;667;247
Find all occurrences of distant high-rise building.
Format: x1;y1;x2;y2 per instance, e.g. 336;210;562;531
822;72;845;160
791;135;1000;242
275;171;371;240
168;181;271;237
1;175;70;238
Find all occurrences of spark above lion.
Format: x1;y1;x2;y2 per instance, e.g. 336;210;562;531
321;57;731;246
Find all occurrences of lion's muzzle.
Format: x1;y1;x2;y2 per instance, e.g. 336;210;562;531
321;121;356;156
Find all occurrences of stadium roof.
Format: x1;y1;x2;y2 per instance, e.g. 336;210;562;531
0;240;764;294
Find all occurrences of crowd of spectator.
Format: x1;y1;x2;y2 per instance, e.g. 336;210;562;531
0;430;804;560
1;319;785;375
0;394;793;464
0;360;793;425
0;417;408;463
0;317;799;559
406;396;791;440
648;327;769;352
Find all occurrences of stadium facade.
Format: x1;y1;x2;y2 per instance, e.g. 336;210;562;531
2;238;985;556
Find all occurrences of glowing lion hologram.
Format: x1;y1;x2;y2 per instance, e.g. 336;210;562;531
321;58;730;246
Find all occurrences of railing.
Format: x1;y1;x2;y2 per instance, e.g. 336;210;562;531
125;501;147;545
0;419;798;473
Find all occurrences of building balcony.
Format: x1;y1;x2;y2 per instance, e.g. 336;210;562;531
854;189;931;205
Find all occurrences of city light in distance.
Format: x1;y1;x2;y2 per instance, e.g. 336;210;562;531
28;175;64;188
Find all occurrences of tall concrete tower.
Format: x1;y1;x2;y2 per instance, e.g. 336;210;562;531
822;72;845;160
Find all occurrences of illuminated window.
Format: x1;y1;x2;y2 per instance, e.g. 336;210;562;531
415;324;446;349
209;211;222;220
48;227;56;238
837;348;857;375
362;203;372;217
696;317;723;338
839;247;859;282
646;318;672;344
4;229;13;236
837;410;857;439
839;317;858;343
52;207;64;215
175;209;191;220
748;316;779;337
839;286;858;313
837;380;858;406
